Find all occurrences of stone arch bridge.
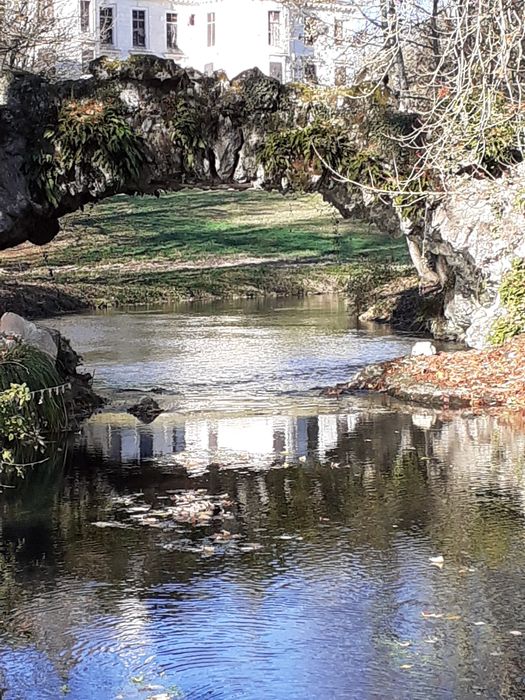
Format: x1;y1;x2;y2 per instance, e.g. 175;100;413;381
2;56;509;347
0;56;404;251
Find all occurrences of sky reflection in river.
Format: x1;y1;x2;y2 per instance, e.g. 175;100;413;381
1;298;525;699
49;296;420;415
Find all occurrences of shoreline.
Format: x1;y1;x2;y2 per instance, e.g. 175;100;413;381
0;260;417;322
0;270;349;321
0;281;91;321
0;189;413;320
326;336;525;411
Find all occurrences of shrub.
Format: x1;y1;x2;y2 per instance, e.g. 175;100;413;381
0;383;44;471
489;259;525;345
0;343;68;433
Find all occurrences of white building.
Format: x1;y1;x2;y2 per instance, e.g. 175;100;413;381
61;0;359;85
290;1;364;86
74;0;292;81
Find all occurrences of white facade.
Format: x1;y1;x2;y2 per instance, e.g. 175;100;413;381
290;2;363;86
74;0;293;81
56;0;358;85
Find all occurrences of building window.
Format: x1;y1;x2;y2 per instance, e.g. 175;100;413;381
132;9;146;48
269;61;283;82
99;7;114;45
207;12;215;47
334;19;343;45
166;12;178;50
268;10;280;47
37;0;54;21
80;0;90;31
335;65;346;85
304;61;317;83
189;14;195;26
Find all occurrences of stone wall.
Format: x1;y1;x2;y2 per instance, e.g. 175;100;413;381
1;56;524;347
423;165;525;348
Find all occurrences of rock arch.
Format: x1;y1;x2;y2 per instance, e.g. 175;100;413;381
3;56;512;347
0;56;404;251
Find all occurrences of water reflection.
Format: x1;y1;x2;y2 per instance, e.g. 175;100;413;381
0;297;523;700
2;407;525;699
81;410;360;467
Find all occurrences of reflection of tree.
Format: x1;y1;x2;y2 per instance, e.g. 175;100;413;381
3;408;525;696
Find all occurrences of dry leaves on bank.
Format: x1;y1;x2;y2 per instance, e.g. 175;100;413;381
373;335;525;409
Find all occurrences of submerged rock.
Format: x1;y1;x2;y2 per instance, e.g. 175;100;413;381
128;396;163;423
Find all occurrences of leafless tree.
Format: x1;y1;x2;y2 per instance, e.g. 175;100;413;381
286;0;525;287
0;0;86;77
289;0;525;183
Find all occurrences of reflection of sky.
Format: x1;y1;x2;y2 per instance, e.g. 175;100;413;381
2;521;502;700
1;554;448;700
7;301;525;699
50;298;417;414
3;467;525;699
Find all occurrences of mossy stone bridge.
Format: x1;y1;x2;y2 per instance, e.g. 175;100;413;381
0;56;441;289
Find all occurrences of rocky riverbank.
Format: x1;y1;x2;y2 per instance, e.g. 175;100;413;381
0;280;90;320
327;335;525;410
0;312;103;422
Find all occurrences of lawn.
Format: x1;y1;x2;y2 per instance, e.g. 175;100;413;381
1;189;410;307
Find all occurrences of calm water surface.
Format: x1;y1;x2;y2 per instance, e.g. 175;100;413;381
1;297;525;700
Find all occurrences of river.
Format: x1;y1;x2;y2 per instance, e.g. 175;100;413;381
1;296;525;700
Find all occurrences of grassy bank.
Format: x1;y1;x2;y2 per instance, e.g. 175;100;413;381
0;189;410;312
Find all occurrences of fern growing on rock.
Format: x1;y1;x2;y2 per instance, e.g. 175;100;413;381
31;98;146;207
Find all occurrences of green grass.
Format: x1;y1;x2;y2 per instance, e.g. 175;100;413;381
2;189;410;306
58;190;407;264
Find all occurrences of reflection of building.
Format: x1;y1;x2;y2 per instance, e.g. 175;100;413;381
81;412;357;466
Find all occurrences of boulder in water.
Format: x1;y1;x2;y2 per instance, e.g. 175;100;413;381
128;396;163;423
411;341;437;357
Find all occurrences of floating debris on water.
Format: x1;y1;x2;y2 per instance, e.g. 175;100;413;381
91;489;233;532
92;521;133;530
238;543;264;553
